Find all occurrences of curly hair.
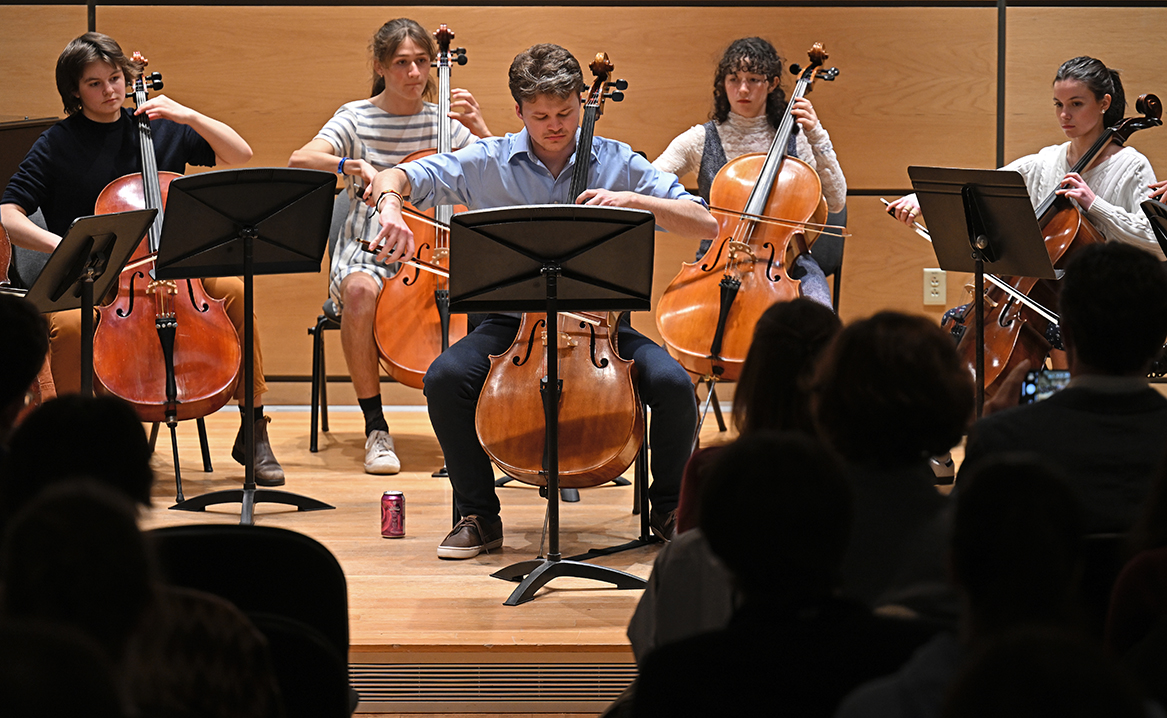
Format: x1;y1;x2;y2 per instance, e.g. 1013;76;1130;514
711;37;788;129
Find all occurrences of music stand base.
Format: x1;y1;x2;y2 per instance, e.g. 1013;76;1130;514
491;557;646;606
170;488;334;527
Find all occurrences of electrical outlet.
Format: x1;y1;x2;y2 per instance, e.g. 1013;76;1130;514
924;268;946;305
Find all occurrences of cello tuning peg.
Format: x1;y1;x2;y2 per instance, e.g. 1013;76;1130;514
456;54;468;66
817;67;839;81
614;78;628;91
148;72;164;91
789;63;802;75
609;90;625;102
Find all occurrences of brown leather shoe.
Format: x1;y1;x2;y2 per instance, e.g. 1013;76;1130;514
232;416;286;487
437;515;503;559
650;508;677;542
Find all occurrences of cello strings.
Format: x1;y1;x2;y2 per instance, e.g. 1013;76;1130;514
707;205;850;236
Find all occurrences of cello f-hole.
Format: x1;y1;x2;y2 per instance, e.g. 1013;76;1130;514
512;320;544;367
701;238;730;272
117;271;143;317
762;241;781;282
584;321;610;370
185;280;210;312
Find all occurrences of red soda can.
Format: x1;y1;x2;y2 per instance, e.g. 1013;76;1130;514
381;491;405;538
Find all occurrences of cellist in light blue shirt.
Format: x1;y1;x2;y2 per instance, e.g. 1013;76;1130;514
366;43;717;561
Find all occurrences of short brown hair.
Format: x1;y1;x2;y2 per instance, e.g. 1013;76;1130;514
508;44;584;106
812;311;974;466
56;32;141;116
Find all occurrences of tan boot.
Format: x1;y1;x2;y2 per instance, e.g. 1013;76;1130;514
232;416;286;487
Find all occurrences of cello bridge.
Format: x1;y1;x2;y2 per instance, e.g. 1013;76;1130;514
726;240;757;263
541;329;578;349
146;279;178;296
962;282;998;310
432;247;449;261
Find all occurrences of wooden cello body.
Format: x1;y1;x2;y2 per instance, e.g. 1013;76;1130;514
475;311;643;487
656;44;837;383
91;55;241;423
373;24;469;389
942;93;1162;398
474;53;642;487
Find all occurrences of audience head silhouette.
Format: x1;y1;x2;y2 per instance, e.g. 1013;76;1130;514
732;298;841;436
700;431;850;600
1;480;155;666
812;311;974;467
5;394;154;516
1059;241;1167;376
0;294;48;441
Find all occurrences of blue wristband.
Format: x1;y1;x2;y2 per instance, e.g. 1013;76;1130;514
337;157;349;175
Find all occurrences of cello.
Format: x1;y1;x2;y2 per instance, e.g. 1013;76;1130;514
92;53;241;427
939;93;1163;399
655;43;839;385
473;53;643;488
372;24;469;389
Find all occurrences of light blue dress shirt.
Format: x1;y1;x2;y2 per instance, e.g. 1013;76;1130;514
399;127;704;222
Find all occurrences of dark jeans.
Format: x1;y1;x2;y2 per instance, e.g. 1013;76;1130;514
424;314;697;521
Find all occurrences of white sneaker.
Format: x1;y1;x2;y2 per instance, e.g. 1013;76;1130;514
364;430;401;474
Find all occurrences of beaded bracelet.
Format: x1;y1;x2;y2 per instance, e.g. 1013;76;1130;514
337;157;349;175
376;189;404;213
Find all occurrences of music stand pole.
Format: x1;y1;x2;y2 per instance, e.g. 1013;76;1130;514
909;166;1058;416
447;204;655;605
153;168;337;525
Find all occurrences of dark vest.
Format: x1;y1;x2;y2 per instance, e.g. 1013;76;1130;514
695;120;800;203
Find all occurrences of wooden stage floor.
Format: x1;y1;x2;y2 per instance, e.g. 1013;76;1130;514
139;406;729;714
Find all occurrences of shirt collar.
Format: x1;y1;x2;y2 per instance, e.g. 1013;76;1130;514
505;127;590;168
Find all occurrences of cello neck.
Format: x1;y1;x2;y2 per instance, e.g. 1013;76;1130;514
741;43;836;218
569;53;624;201
433;25;459;235
129;53;166;252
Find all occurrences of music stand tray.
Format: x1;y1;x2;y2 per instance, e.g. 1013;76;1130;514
23;209;157;396
449;204;655;605
154;167;336;525
909;166;1057;415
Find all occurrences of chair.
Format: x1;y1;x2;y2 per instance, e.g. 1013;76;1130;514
251;612;352;718
308;191;349;452
702;204;847;432
146;524;356;714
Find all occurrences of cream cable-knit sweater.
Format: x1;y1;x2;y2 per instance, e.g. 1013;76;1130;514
652;111;847;213
1003;142;1162;259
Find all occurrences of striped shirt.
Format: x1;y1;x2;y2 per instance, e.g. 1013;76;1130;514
317;99;475;302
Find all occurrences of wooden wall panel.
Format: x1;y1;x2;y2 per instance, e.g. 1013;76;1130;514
90;5;997;190
0;6;87;120
1004;8;1167;176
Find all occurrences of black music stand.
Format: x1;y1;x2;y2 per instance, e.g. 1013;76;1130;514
154;167;336;525
909;166;1057;416
448;204;655;606
22;210;157;397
